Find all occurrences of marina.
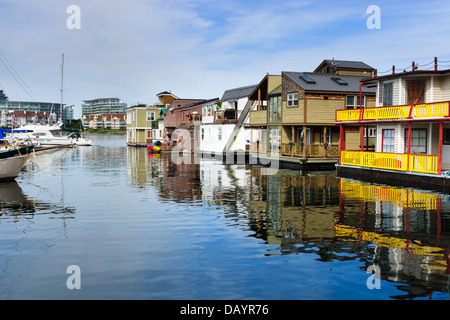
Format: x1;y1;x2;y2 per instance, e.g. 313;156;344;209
0;134;449;300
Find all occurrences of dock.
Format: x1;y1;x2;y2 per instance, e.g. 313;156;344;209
34;144;75;153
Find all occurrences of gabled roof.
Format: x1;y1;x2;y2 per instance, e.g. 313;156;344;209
314;59;375;72
220;84;258;102
167;99;204;110
178;98;219;110
156;91;178;99
283;72;376;93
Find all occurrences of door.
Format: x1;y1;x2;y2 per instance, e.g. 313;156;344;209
146;129;153;144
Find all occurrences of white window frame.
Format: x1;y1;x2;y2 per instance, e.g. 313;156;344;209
287;93;298;107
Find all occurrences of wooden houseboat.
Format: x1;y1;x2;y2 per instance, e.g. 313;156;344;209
248;60;376;169
336;58;450;192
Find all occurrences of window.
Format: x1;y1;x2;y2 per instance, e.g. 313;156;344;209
147;112;155;121
382;129;394;153
268;126;281;154
405;128;427;154
268;95;281;123
320;127;331;144
332;77;348;85
299;75;316;84
346;95;365;109
287;93;298;107
296;127;310;144
364;127;376;137
407;81;425;105
444;129;450;145
383;82;393;106
201;128;204;140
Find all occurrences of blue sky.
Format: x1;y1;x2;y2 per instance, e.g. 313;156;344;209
1;0;450;118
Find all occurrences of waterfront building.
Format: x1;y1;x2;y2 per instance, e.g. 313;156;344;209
81;98;127;116
126;91;178;146
163;98;217;151
83;113;126;130
335;57;450;191
0;110;55;127
0;90;7;101
198;84;257;158
248;59;376;169
126;104;164;146
0;99;70;124
171;98;219;151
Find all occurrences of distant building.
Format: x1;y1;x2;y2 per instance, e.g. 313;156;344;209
82;98;127;116
0;90;7;101
82;114;126;130
0;99;72;124
0;110;55;127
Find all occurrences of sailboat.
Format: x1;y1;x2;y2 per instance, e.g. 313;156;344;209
16;54;92;147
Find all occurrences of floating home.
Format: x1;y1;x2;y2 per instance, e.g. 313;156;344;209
248;60;376;170
126;91;177;147
198;84;257;161
336;58;450;192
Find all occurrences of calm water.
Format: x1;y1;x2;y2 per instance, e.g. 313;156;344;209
1;134;450;300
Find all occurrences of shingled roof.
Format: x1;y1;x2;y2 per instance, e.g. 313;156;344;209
283;72;376;93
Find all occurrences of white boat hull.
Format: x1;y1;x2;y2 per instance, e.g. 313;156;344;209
0;153;33;181
38;137;73;146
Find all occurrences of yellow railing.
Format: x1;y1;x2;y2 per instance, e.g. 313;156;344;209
363;105;411;120
414;102;449;118
409;154;439;174
341;151;439;174
336;109;360;122
336;101;450;122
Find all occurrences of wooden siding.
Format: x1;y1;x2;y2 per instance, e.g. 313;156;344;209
281;99;304;124
250;110;267;126
306;98;345;124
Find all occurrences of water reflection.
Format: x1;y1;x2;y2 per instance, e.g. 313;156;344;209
126;149;450;299
0;180;75;218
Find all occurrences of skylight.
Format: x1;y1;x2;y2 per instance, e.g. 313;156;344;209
299;75;316;84
332;77;348;85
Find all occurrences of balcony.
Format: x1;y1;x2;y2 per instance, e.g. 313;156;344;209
185;114;202;126
340;150;439;174
336;101;450;123
214;110;237;124
249;110;267;126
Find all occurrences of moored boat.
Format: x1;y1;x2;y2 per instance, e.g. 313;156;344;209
0;145;34;181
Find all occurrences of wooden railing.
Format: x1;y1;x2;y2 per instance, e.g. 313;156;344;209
281;143;339;158
336;101;450;123
341;150;439;174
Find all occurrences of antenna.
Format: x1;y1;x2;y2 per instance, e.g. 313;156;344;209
60;53;64;123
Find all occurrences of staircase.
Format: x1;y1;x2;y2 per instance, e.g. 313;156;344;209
222;100;254;153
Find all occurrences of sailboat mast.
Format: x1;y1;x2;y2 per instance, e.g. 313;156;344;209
60;53;64;123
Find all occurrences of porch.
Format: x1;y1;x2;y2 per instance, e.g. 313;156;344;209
281;125;340;160
280;143;339;159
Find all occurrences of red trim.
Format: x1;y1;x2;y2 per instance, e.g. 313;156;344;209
408;104;414;119
360;124;364;151
439;121;443;175
335;100;450;124
339;124;344;165
407;123;412;171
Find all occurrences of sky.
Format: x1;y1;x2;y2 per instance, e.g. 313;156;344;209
1;0;450;118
